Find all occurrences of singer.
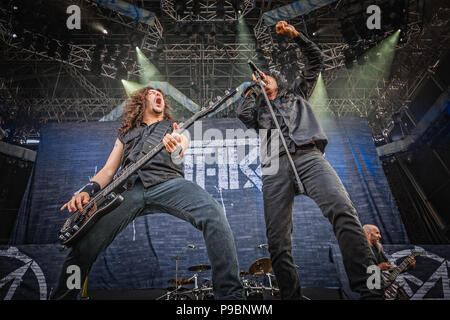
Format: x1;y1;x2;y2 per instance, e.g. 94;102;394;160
52;86;244;300
237;21;383;300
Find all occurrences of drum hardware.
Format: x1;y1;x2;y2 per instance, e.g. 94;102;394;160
249;257;272;276
239;270;250;277
186;264;211;292
187;264;211;272
156;244;196;300
168;278;194;286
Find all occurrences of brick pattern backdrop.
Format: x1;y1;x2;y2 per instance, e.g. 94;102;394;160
6;118;409;296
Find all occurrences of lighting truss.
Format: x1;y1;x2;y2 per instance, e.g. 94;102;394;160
161;43;259;61
0;6;162;80
0;98;125;122
161;0;255;22
86;0;163;51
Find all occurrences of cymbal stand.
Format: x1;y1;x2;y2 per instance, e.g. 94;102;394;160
156;245;193;300
265;273;278;296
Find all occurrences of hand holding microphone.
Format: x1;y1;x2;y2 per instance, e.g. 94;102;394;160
248;60;267;85
247;59;278;100
244;60;267;97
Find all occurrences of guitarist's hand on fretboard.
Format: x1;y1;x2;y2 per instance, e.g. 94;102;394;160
379;262;394;271
405;256;416;269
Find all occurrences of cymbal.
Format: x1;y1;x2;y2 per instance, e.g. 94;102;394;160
249;257;272;276
188;264;211;272
167;286;189;292
168;278;194;286
239;271;250;277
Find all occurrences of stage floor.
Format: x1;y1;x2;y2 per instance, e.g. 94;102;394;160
85;287;342;300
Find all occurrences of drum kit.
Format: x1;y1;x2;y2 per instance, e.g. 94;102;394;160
157;244;280;300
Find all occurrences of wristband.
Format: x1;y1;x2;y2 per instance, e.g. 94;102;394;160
242;82;260;98
78;181;101;196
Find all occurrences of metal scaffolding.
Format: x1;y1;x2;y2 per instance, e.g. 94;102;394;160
161;0;255;22
0;5;163;80
1;0;447;141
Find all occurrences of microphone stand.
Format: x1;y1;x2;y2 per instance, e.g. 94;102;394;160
249;60;304;194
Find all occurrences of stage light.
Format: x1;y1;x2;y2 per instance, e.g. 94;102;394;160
175;0;186;16
32;35;46;52
90;58;102;76
174;23;181;35
130;33;142;47
399;29;408;44
22;32;32;48
308;73;330;118
102;29;108;35
186;24;194;36
103;55;111;64
231;0;240;14
126;59;134;71
216;0;225;19
329;31;400;103
192;0;201;16
118;46;129;59
340;19;358;45
59;42;71;60
236;17;264;85
198;24;206;37
136;47;161;83
89;45;104;75
116;66;128;80
209;24;216;37
121;80;144;96
47;39;58;57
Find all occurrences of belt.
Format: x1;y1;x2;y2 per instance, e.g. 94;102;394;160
292;141;317;153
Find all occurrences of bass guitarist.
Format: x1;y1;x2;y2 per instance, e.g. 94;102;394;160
53;86;244;300
363;224;416;299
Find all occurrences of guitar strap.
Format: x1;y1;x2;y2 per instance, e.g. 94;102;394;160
137;120;172;161
121;121;171;191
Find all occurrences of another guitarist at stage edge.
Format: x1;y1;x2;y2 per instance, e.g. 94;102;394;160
363;224;416;299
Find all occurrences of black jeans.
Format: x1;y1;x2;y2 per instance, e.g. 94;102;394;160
262;147;382;299
52;178;244;300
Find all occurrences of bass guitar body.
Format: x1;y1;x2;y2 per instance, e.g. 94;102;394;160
58;192;124;247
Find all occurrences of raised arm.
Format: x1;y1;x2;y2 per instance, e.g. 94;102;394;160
276;21;324;99
60;138;123;213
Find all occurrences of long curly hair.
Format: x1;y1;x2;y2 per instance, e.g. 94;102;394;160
118;86;173;136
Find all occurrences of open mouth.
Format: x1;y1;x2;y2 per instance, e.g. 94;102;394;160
155;97;162;105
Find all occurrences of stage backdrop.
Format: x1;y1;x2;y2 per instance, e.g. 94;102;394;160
6;117;409;298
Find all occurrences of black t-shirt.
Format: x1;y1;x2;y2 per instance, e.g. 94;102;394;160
371;246;389;265
118;120;184;189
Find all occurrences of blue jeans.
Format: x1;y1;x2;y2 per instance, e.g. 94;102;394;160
262;147;383;299
52;178;244;300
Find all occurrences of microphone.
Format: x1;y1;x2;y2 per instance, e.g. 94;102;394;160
248;59;264;79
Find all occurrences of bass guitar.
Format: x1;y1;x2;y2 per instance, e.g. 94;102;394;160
383;250;422;299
